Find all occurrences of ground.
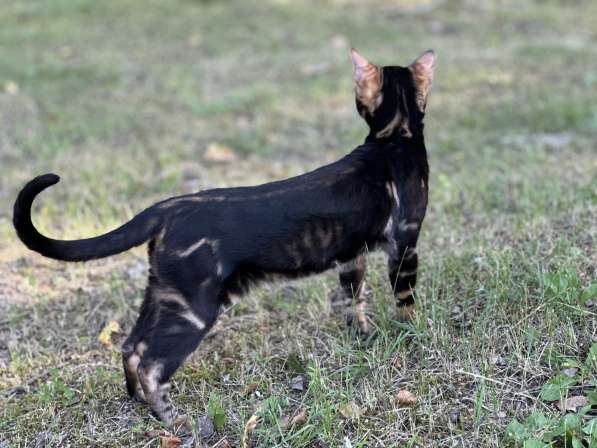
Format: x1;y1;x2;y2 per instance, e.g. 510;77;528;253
0;0;596;447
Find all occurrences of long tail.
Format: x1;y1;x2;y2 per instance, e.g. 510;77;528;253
13;174;164;262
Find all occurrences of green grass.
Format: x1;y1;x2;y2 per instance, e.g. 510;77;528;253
1;0;596;446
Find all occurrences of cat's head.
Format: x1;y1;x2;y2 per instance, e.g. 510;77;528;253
351;49;436;140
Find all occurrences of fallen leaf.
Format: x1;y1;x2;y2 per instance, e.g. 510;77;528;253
290;408;307;427
204;143;237;163
146;429;168;439
242;382;258;396
160;435;182;448
396;389;417;406
98;320;121;347
241;414;259;448
557;395;589;412
338;402;361;420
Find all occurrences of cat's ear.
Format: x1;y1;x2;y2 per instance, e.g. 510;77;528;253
409;50;437;111
351;48;382;112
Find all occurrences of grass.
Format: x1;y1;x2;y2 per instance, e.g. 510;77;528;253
1;0;596;446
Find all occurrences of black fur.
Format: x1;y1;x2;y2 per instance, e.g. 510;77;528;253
13;51;434;425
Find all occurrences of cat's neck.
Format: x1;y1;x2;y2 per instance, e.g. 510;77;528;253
364;132;425;149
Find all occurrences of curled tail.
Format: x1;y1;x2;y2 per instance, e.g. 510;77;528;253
13;174;164;262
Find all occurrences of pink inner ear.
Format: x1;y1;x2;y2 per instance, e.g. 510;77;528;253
351;48;369;69
351;49;381;93
412;50;436;82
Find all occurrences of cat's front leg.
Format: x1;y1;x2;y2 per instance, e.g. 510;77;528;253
387;220;421;321
388;246;418;320
329;254;371;334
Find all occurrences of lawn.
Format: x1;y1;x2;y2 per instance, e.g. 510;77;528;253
0;0;596;446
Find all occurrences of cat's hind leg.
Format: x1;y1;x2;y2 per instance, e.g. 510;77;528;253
329;254;370;334
122;275;160;403
136;279;222;427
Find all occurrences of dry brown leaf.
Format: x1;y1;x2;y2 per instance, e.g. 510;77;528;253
290;408;307;427
98;320;121;347
241;414;259;448
146;429;168;439
205;143;237;163
396;389;417;406
557;395;589;412
242;382;259;396
338;402;361;420
160;435;182;448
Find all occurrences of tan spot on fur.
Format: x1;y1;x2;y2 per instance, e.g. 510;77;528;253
139;363;162;397
398;269;417;278
139;364;178;425
398;220;419;232
180;310;206;331
384;215;394;237
136;341;148;356
177;237;219;258
177;237;208;257
339;255;366;274
126;353;146;401
388;181;400;208
404;247;417;260
396;289;413;300
154;286;188;308
376;112;403;138
228;293;241;305
353;300;370;334
216;262;224;276
158;195;226;209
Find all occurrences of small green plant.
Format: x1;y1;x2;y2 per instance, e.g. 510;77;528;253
506;409;597;447
207;391;227;432
539;374;578;402
505;359;597;448
38;368;79;406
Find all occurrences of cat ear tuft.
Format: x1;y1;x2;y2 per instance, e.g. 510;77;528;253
409;50;437;111
351;49;382;112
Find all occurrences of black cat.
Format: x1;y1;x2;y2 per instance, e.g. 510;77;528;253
13;49;436;426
